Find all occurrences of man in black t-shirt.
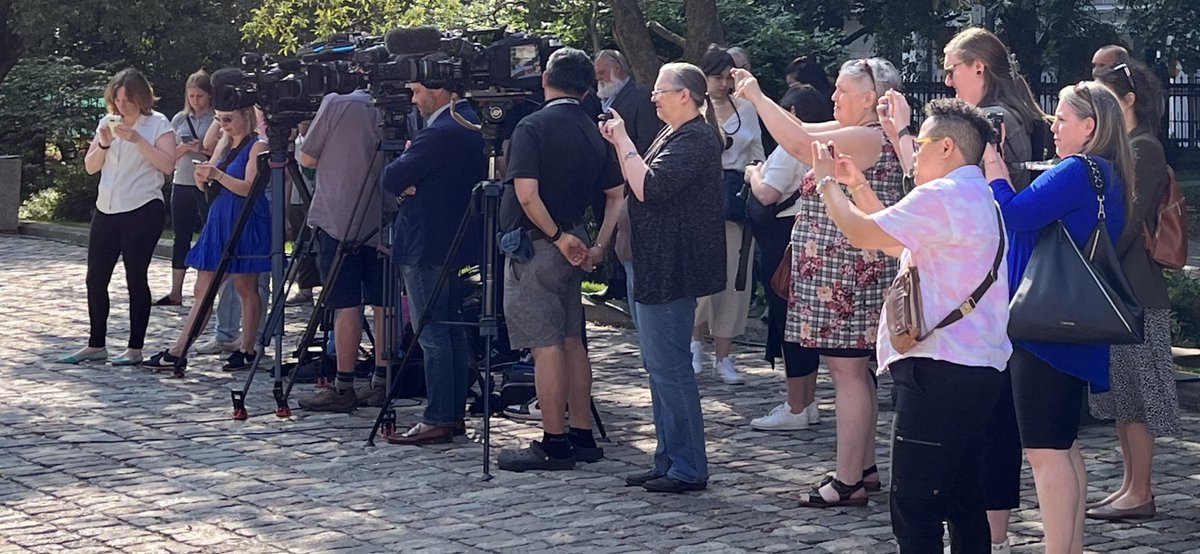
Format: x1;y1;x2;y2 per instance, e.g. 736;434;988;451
497;48;625;472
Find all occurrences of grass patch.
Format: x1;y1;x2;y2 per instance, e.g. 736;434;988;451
581;281;607;295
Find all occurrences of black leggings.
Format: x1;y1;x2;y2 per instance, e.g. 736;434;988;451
87;200;165;349
170;184;208;269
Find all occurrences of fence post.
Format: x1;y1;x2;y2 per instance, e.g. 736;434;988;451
0;155;20;233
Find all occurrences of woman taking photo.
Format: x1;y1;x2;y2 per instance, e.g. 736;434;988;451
157;69;215;307
732;58;905;507
145;71;270;375
984;81;1134;554
1087;59;1179;521
690;46;764;385
745;83;833;430
600;62;725;493
59;69;175;366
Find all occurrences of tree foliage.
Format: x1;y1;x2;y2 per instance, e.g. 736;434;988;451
1121;0;1200;73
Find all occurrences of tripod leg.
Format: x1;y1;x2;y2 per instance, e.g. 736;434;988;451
590;399;608;441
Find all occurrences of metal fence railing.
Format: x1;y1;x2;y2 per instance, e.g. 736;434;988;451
903;81;1200;151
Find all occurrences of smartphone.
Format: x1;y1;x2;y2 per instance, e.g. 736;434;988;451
597;110;613;122
105;115;122;134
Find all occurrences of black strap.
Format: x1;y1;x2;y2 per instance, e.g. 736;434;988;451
925;205;1006;335
185;115;200;143
774;189;802;214
1072;154;1108;220
218;133;257;173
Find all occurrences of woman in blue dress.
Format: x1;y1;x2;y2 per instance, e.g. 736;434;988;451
145;89;270;376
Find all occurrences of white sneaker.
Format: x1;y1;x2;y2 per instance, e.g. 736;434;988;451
991;540;1010;554
805;402;820;425
194;337;240;355
690;341;703;375
751;401;808;430
715;357;744;385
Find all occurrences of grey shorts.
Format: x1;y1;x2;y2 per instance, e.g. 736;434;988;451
503;236;584;349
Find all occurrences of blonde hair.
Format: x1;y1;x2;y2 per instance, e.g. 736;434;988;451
1058;81;1136;206
183;70;213;116
104;68;156;116
213;107;259;163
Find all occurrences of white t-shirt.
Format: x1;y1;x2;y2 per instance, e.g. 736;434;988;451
720;98;764;171
96;111;173;214
760;145;810;218
871;165;1012;372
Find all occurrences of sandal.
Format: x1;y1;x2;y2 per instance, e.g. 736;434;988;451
154;295;182;307
800;477;868;508
862;464;882;492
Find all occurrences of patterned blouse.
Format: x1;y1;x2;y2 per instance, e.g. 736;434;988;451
784;124;904;349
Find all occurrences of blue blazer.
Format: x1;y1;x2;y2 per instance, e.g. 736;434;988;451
383;101;487;265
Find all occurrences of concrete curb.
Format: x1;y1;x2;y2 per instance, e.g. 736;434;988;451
18;220;173;260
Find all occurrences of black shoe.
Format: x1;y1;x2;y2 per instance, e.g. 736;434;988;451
573;444;604;463
144;350;184;369
497;441;575;472
642;475;707;493
624;470;665;487
223;350;253;371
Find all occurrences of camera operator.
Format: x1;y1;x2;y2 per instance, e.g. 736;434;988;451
380;77;486;445
294;88;387;413
496;48;625;471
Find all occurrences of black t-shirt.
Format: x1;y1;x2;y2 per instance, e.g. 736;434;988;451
501;98;624;232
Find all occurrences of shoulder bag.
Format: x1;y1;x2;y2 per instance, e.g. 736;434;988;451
1008;155;1145;344
886;206;1006;354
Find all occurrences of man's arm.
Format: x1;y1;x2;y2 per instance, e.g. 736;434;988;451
514;177;588;266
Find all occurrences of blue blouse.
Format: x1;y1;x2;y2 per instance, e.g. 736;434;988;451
990;155;1126;392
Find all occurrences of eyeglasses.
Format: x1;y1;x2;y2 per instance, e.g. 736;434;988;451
215;114;236;124
1108;63;1136;92
943;60;967;77
650;88;683;98
913;136;945;153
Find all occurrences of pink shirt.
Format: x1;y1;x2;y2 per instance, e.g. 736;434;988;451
872;165;1012;372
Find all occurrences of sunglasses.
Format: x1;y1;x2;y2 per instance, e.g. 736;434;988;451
214;114;237;124
1108;63;1136;93
860;59;877;90
913;136;945;153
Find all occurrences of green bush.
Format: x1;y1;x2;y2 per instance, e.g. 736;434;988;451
18;160;99;222
1166;270;1200;348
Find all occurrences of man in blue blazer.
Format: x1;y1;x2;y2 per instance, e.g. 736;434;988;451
381;79;487;445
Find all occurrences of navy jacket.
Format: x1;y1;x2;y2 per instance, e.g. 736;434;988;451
382;100;487;266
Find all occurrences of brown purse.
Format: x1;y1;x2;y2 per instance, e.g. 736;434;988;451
771;244;792;298
886;206;1006;354
1142;166;1188;270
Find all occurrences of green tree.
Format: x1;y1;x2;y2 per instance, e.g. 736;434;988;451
1121;0;1200;73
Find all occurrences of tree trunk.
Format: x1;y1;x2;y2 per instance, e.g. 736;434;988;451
682;0;723;62
0;0;24;86
610;0;660;84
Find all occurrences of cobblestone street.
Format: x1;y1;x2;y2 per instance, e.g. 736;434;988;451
1;234;1199;553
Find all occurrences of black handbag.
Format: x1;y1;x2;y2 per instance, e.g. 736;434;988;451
1008;155;1144;344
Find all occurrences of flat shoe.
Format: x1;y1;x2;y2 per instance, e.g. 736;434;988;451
1086;499;1156;521
57;350;108;364
111;355;144;366
154;295;182;306
642;475;707;493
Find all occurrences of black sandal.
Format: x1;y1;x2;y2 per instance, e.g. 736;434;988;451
154;295;182;307
800;477;868;508
862;464;882;492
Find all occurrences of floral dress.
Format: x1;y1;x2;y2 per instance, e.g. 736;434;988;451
784;124;904;349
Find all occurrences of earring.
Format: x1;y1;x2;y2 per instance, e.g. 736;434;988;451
976;70;982;75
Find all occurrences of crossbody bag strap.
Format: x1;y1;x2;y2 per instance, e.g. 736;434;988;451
185;115;200;142
1073;154;1108;221
923;204;1006;336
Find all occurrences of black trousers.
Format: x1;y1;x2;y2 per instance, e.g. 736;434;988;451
169;184;209;270
752;215;818;377
87;200;165;349
889;357;1005;554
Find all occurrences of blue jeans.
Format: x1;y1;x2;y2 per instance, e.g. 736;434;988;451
215;273;270;343
634;296;708;483
622;260;638;327
401;264;472;427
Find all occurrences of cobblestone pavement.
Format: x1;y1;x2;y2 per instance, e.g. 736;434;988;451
1;234;1199;554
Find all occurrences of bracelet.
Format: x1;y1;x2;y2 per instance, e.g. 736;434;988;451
98;143;111;150
816;176;837;189
549;227;563;242
896;127;911;139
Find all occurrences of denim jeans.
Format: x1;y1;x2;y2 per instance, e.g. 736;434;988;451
634;296;708;484
401;264;472;427
215;273;270;343
621;261;638;327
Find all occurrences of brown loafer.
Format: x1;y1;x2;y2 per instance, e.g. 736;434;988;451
1086;499;1156;521
387;423;453;445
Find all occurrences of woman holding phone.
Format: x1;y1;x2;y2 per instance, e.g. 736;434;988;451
157;69;216;307
59;68;176;366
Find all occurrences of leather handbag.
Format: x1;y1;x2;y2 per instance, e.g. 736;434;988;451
1008;155;1145;344
885;206;1005;354
771;244;792;299
1142;165;1188;270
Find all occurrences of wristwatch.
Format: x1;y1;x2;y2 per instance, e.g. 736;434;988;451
549;227;563;242
897;127;911;139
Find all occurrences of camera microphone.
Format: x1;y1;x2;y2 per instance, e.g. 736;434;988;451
384;26;443;55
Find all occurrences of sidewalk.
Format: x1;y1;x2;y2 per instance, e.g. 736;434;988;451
3;233;1200;553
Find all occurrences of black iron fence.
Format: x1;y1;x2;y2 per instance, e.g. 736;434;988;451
903;81;1200;151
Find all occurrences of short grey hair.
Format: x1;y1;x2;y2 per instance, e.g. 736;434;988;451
838;58;902;97
596;49;631;78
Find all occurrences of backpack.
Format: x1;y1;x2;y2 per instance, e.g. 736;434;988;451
1143;166;1189;270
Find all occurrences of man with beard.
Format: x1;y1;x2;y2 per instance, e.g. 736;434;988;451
594;50;662;155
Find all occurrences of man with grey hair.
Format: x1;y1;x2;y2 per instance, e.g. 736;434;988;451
594;49;662;155
1092;44;1130;71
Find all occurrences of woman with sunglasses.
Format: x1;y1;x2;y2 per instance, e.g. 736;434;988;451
145;71;270;376
984;81;1134;554
1086;59;1179;522
732;58;904;507
689;46;764;385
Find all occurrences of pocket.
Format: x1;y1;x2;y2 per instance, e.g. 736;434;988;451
891;429;947;500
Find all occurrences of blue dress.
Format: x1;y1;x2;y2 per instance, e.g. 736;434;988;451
186;138;271;273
